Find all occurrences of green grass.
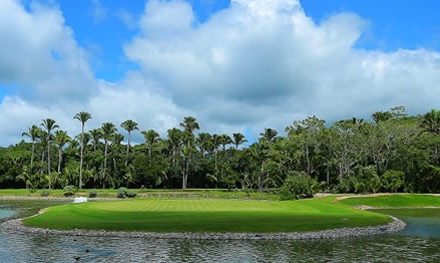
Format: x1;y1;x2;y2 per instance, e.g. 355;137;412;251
374;208;440;218
339;194;440;208
24;197;391;233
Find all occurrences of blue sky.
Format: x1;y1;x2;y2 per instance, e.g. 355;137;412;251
2;0;440;145
30;0;440;82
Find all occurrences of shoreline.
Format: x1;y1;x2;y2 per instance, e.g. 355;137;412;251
0;196;119;201
0;216;406;240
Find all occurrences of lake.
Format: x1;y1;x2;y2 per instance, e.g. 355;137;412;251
0;202;439;262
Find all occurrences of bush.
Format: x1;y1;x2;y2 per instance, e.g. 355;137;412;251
337;166;381;194
279;171;318;200
40;190;50;197
116;187;136;198
125;191;137;198
381;170;405;192
88;190;98;198
63;185;77;197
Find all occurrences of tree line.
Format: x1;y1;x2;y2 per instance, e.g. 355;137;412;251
1;106;440;193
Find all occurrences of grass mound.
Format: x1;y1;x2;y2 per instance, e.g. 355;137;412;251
24;198;391;233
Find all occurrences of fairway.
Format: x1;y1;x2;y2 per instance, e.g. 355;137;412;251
24;198;392;233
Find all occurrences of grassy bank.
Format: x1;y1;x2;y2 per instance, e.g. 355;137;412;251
0;189;277;200
339;194;440;208
23;197;392;233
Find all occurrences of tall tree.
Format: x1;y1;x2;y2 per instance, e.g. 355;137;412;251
121;120;138;166
197;132;212;155
167;128;183;170
89;129;102;152
74;111;91;189
22;125;42;172
54;130;70;174
179;116;200;189
101;122;117;187
233;133;247;149
421;109;440;134
41;118;59;183
260;128;278;143
141;129;160;162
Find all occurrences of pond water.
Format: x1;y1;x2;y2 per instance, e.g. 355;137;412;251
0;202;439;263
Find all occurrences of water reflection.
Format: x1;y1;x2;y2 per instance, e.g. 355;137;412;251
0;204;440;262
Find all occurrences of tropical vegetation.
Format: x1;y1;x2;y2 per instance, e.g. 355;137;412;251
2;106;440;196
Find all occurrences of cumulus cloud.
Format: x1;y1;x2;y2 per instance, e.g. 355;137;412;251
0;0;96;103
125;0;440;130
1;0;440;145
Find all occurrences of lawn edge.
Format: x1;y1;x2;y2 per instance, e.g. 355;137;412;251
0;215;405;240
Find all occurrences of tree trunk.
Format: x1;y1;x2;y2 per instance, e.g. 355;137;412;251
40;149;45;175
112;157;117;189
214;149;218;173
125;131;130;167
47;137;51;189
258;162;264;192
305;146;311;175
79;124;84;189
182;158;189;189
30;141;35;172
57;147;62;174
103;141;108;188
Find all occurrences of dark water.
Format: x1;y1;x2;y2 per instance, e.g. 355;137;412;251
0;203;439;263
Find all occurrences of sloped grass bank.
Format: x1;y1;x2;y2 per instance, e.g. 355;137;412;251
339;194;440;208
24;198;391;233
0;189;277;200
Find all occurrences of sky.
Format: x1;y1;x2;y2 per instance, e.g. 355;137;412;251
1;0;440;146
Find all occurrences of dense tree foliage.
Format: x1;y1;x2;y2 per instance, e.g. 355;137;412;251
1;106;440;193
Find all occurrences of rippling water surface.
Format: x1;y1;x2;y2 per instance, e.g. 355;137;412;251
0;202;439;263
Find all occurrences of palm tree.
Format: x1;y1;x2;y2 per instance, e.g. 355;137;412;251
101;122;117;187
38;130;48;174
141;129;160;163
219;134;232;151
232;133;247;149
41;118;59;181
22;125;42;171
167;128;183;169
54;130;70;174
197;132;212;155
421;109;440;134
111;133;125;188
121;120;138;166
372;111;392;123
180;116;200;137
212;134;222;173
89;128;102;152
260;128;278;143
74;111;91;189
179;117;200;189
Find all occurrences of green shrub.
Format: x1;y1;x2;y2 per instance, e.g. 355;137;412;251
337;166;381;194
279;171;318;200
116;187;136;198
88;190;98;198
381;170;405;192
125;191;137;198
63;185;77;197
40;190;50;197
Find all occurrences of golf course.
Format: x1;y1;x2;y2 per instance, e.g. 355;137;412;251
20;194;439;233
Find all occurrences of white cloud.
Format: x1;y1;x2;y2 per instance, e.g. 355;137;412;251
2;0;440;146
0;0;96;103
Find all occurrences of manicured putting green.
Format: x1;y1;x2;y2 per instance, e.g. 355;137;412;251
24;198;391;233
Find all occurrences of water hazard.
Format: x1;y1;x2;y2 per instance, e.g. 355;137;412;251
0;202;439;262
